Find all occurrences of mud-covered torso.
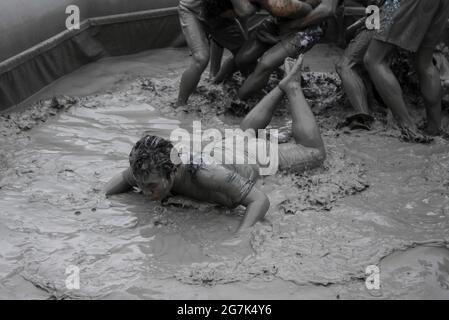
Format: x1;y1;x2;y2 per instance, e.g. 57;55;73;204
172;163;257;208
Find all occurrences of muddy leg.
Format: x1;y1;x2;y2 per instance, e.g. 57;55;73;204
415;46;442;136
239;42;290;100
240;87;284;131
364;39;431;143
279;56;325;154
210;41;224;78
177;11;211;106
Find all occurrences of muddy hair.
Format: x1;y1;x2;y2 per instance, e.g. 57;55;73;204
202;0;234;19
129;135;176;182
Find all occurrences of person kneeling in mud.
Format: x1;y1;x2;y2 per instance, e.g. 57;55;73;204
337;0;449;134
364;0;449;142
105;56;325;233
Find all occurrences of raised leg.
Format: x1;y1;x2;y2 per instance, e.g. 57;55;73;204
213;56;237;84
241;56;325;154
279;57;325;154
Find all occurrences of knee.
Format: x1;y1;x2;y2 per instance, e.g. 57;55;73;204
192;50;210;71
235;53;250;71
335;57;350;75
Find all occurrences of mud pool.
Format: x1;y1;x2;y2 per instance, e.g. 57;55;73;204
0;47;449;299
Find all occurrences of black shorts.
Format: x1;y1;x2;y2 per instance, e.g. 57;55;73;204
375;0;449;52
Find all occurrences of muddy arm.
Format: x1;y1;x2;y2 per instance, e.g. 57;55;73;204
238;186;270;232
284;0;339;30
105;168;135;196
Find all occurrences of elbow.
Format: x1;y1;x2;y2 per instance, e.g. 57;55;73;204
104;182;113;196
318;5;335;19
104;185;115;197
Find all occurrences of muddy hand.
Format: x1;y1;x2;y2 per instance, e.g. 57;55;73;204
279;55;304;91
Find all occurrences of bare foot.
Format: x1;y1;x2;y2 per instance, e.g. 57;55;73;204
422;126;449;140
400;126;433;144
279;55;304;92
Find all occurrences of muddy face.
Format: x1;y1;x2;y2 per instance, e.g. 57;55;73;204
136;172;174;201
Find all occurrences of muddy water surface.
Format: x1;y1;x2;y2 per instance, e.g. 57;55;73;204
0;48;449;299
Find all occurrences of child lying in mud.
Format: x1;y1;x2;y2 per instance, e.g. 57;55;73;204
106;57;325;233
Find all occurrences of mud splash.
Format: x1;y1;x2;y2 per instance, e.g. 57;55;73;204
1;48;449;299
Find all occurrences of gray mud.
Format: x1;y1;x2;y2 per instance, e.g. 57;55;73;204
1;48;449;299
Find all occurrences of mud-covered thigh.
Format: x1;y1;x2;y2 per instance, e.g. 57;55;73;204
178;7;210;55
344;29;374;66
278;143;323;173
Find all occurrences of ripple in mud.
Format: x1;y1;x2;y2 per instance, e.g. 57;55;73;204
2;65;449;298
0;96;78;136
280;154;369;212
